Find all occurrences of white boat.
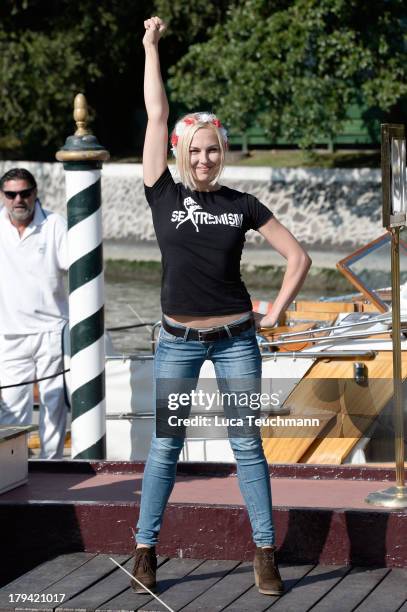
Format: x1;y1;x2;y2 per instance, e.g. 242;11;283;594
55;232;407;464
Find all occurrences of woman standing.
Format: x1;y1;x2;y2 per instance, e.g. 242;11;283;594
133;16;311;597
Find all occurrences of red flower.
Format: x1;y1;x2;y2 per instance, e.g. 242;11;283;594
213;119;221;128
171;133;178;146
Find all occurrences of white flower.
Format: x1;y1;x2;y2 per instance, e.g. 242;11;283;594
198;112;212;123
175;121;186;136
171;113;228;157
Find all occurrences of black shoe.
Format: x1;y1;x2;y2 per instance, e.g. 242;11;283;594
131;546;157;593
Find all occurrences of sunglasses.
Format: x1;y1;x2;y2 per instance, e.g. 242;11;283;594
2;187;35;200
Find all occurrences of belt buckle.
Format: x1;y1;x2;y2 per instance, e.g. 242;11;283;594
197;326;218;341
198;329;207;342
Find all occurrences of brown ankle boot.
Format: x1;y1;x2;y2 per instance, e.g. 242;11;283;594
131;546;157;593
253;546;284;595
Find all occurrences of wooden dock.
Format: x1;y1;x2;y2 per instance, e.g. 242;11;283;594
1;461;406;577
1;552;407;611
2;461;407;611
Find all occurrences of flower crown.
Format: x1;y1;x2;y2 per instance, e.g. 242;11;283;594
170;112;228;157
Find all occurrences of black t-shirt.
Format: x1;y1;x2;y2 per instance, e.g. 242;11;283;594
145;167;273;315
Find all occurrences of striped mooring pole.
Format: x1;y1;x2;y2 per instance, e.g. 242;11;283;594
56;94;109;459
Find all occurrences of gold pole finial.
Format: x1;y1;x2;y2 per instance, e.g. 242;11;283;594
74;93;91;136
56;92;109;162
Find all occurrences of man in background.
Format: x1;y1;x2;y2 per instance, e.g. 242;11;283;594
0;168;68;458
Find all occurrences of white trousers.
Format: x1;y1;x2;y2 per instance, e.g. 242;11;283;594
0;331;67;459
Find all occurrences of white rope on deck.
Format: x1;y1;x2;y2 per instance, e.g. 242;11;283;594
109;557;175;612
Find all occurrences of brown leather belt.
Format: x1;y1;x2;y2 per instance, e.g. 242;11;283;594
162;316;254;342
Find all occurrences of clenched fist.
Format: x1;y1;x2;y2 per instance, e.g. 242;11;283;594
143;16;167;46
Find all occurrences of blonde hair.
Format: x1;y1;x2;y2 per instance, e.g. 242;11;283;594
171;113;228;191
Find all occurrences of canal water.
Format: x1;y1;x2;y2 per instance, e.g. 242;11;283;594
105;278;161;354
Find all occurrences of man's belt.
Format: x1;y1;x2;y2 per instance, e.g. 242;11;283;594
162;316;254;342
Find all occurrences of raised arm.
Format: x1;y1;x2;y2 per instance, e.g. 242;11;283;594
143;17;169;187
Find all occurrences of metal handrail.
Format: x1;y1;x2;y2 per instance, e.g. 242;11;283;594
105;350;377;361
275;315;395;339
262;350;377;359
106;354;154;361
262;326;407;347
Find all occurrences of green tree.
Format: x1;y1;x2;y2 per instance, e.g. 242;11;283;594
167;0;407;147
0;0;147;158
151;0;233;128
0;0;233;159
153;0;231;43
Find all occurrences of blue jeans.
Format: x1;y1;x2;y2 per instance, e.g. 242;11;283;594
136;313;275;547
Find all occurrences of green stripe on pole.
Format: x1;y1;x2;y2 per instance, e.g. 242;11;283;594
70;307;104;357
74;434;106;460
69;244;103;293
71;371;106;418
63;161;102;171
67;180;101;229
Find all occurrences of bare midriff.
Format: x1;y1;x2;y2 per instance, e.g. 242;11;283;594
165;311;252;329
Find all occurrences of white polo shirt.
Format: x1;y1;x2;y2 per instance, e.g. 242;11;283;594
0;201;68;334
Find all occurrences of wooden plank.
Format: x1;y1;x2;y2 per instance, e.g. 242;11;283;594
99;557;203;611
286;311;337;322
38;555;132;609
222;563;313;612
180;561;246;611
302;358;398;464
294;302;356;313
362;302;382;313
140;559;238;611
51;554;129;612
263;351;406;465
52;554;165;612
353;568;407;612
310;566;390;612
0;553;96;611
264;564;351;611
397;598;407;611
28;430;71;451
263;361;348;463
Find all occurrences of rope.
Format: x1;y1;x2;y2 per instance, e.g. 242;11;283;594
106;322;155;332
0;369;70;390
0;322;156;390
